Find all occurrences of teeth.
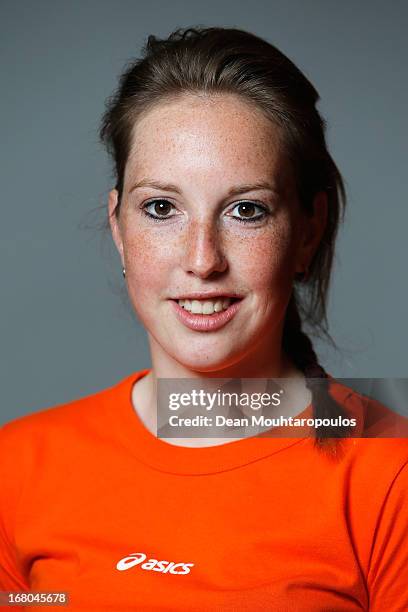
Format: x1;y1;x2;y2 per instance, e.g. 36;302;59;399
178;298;233;314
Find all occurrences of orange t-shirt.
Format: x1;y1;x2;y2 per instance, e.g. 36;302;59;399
1;369;408;611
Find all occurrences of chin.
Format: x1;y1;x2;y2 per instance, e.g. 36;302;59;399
167;343;247;374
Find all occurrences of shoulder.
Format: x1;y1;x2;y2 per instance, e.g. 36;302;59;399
326;374;408;439
0;369;143;456
0;370;146;516
0;384;103;484
1;382;108;444
318;376;408;493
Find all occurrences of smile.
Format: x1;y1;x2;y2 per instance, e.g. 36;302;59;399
177;297;237;314
169;297;243;332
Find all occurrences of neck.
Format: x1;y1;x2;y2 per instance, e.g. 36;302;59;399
132;323;308;445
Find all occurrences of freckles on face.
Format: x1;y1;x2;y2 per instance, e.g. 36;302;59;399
116;93;302;365
121;94;299;251
226;217;294;270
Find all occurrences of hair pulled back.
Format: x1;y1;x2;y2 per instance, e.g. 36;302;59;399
99;26;352;452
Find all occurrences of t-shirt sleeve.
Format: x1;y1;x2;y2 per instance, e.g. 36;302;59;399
367;460;408;610
0;423;30;591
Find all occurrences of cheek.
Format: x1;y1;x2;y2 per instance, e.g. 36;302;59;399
122;227;172;286
229;226;297;291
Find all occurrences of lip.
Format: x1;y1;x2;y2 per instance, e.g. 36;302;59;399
169;298;243;332
172;292;243;300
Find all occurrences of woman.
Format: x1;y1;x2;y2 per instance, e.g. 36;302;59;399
1;26;407;611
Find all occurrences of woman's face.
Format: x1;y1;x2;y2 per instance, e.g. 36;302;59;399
109;93;326;375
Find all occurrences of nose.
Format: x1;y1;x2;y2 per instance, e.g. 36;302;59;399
181;219;227;278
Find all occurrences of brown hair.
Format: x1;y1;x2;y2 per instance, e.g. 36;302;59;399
99;26;352;451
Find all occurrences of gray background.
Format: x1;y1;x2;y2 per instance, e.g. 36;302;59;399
1;0;407;424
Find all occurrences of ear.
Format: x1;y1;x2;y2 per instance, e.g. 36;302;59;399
108;189;125;265
295;191;328;274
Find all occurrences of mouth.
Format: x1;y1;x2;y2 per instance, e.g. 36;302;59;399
172;296;241;315
169;297;243;332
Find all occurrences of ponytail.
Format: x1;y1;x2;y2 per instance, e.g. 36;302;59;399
282;294;352;453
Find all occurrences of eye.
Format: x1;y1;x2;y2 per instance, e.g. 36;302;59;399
229;201;269;223
141;198;269;224
141;198;177;221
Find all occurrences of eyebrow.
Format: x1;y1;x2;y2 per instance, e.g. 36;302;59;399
129;178;281;197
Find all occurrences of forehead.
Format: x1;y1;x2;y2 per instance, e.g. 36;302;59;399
125;93;292;190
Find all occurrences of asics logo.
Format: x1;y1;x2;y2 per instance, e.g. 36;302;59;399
116;552;194;575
